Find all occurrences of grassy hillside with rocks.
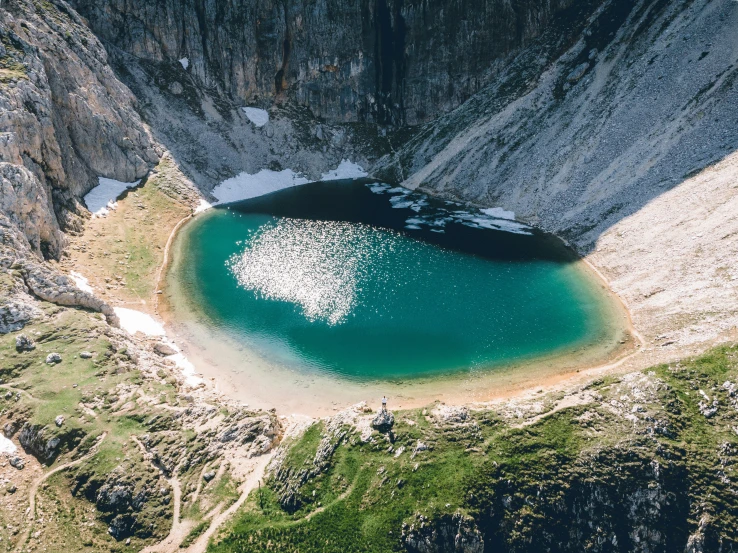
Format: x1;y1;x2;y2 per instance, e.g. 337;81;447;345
209;346;738;553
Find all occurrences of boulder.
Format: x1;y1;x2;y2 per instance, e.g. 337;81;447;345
79;351;93;359
153;343;177;356
371;410;395;432
9;456;24;470
46;353;62;365
15;334;35;352
203;471;216;482
55;415;65;427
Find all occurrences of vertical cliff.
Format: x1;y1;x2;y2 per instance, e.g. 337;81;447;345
67;0;576;125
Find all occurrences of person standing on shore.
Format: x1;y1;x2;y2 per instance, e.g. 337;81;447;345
381;395;388;412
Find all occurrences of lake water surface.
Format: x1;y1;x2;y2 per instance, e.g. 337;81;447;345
166;181;627;385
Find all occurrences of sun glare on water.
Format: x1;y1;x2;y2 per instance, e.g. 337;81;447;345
228;219;396;325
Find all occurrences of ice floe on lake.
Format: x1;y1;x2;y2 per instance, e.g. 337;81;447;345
242;107;270;127
84;177;141;216
366;182;532;235
481;207;516;220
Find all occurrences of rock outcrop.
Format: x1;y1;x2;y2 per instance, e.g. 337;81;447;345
371;409;395;432
403;513;485;553
17;421;85;465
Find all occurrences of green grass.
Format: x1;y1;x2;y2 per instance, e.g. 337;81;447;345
208;345;738;553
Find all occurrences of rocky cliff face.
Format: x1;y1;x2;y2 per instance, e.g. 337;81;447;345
68;0;576;126
376;0;738;249
0;0;159;258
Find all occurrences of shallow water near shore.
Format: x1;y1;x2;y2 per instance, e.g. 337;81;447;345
165;181;630;411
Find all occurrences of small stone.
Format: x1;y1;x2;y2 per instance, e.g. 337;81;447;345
15;335;35;352
168;81;183;95
203;471;216;482
6;483;16;494
55;415;65;427
79;351;93;359
45;353;62;365
126;538;131;545
4;391;11;400
9;456;24;470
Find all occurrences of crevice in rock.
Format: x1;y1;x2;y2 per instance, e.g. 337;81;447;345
275;2;291;94
374;0;406;125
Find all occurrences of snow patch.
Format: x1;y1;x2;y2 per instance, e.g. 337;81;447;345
319;159;368;181
0;435;16;454
242;107;270;127
210;160;367;206
114;310;203;386
481;207;516;220
179;57;189;70
84;177;141;216
70;271;93;294
114;307;165;337
167;353;202;387
195;199;212;213
212;169;309;204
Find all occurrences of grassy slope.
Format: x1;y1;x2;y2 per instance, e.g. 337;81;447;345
209;345;738;552
0;302;175;552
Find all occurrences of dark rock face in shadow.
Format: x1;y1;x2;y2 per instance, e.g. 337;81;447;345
66;0;576;125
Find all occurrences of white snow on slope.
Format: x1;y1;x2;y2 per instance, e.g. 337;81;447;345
84;177;140;216
113;308;203;387
194;199;212;213
212;169;309;204
481;207;516;220
210;160;367;206
242;107;270;127
179;57;189;70
0;435;16;454
319;160;368;181
114;307;165;336
70;271;93;294
168;352;202;387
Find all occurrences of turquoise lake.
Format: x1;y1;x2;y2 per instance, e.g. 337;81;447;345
168;181;623;381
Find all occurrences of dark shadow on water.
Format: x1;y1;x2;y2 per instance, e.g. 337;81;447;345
222;179;580;264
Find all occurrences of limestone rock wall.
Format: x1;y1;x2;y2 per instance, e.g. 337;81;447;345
68;0;575;125
0;0;159;258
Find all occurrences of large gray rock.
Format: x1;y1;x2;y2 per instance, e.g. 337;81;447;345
0;301;39;334
371;410;395;432
403;513;484;553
